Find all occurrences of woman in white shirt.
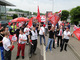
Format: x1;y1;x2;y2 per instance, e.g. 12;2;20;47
24;25;30;45
39;24;46;45
16;28;27;59
2;31;13;60
60;27;71;52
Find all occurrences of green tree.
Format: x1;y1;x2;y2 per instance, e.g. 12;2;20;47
70;6;80;25
40;13;45;15
9;8;13;11
61;10;69;21
12;14;18;19
33;12;37;16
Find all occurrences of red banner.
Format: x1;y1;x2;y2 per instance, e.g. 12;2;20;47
36;6;41;22
73;28;80;40
41;15;46;22
73;25;79;31
48;12;53;18
49;13;60;26
28;18;32;28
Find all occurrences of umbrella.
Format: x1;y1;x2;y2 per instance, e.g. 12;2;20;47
11;17;29;22
11;18;17;22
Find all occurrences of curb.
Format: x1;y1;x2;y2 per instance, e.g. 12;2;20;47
68;44;80;60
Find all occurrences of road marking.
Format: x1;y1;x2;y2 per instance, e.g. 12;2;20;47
43;44;46;60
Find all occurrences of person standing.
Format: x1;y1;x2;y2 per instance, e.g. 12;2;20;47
10;25;15;35
2;31;13;60
16;28;27;59
56;23;60;47
53;24;59;49
15;26;20;42
29;26;38;58
52;23;59;48
0;29;5;60
7;22;12;32
39;24;46;45
11;23;16;30
24;25;30;45
45;22;48;36
60;27;71;52
57;26;63;47
46;27;55;52
48;21;52;30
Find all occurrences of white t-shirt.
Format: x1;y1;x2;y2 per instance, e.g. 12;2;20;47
63;31;71;39
24;28;30;35
39;27;45;35
31;30;38;40
19;34;27;44
2;37;11;51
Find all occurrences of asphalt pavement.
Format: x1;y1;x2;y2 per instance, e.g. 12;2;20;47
0;30;79;60
10;36;79;60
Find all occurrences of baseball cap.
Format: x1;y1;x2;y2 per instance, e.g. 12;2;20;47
43;24;46;27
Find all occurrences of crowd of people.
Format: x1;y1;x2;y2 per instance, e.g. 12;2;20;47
0;19;71;60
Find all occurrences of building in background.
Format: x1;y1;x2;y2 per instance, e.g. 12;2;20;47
7;11;27;17
0;0;15;20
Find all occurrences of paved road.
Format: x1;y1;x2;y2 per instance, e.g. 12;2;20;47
0;35;79;60
46;45;79;60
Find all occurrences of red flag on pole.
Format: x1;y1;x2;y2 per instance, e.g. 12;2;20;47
36;6;41;22
73;28;80;40
49;13;60;26
58;10;61;14
28;18;32;28
48;12;53;18
73;25;79;31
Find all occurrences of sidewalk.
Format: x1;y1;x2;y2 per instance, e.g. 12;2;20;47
68;36;80;60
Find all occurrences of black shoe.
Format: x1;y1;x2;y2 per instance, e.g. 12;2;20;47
33;53;37;55
29;54;32;58
53;47;56;49
16;56;19;59
57;45;59;47
60;49;63;52
44;43;46;46
40;43;42;45
64;49;67;51
22;56;24;59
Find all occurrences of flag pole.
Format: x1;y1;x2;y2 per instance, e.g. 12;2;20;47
52;0;54;13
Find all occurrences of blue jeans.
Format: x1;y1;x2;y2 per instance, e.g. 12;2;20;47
46;38;54;51
40;35;45;44
0;47;4;60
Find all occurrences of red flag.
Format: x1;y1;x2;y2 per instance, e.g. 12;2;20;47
58;10;61;14
48;12;53;18
36;6;41;22
73;28;80;40
28;18;32;28
49;13;60;26
41;15;46;22
73;25;79;31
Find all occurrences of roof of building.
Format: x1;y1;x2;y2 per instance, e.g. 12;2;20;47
0;0;15;6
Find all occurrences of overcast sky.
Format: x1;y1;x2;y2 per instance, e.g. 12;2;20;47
6;0;80;13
